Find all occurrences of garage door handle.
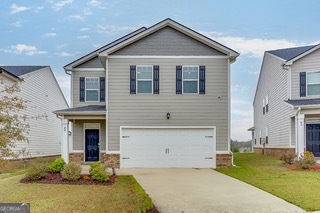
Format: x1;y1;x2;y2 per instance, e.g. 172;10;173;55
205;157;213;159
165;148;169;154
122;157;130;159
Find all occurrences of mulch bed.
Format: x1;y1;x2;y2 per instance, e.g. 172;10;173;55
285;163;320;171
20;172;116;185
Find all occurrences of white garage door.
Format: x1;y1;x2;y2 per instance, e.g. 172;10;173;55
120;127;216;168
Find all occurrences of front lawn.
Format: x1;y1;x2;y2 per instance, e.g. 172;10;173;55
216;153;320;212
0;168;154;213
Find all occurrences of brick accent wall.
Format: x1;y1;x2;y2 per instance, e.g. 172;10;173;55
101;153;120;168
253;147;295;157
216;153;232;168
69;153;84;164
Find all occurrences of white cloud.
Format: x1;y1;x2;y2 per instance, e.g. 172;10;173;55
52;0;74;10
57;51;80;57
44;33;57;37
231;117;253;141
69;15;84;21
80;28;90;31
11;21;21;27
10;4;31;14
97;25;138;34
200;31;307;58
231;98;250;106
88;0;101;7
2;44;47;56
77;35;89;39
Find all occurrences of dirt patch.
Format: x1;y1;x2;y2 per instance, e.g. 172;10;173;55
20;172;115;185
285;163;320;171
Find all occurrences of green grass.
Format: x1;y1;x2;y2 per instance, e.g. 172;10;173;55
216;153;320;211
0;169;154;213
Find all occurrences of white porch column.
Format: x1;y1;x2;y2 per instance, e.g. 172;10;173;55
61;118;69;163
297;114;305;157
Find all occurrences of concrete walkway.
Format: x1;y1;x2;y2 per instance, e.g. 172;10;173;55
116;168;306;213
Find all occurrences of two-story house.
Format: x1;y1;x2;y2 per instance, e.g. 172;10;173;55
253;44;320;157
54;18;239;168
0;66;68;161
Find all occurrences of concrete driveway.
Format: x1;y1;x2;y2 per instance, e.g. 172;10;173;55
117;169;306;213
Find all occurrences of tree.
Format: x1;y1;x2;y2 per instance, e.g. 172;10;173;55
0;77;29;163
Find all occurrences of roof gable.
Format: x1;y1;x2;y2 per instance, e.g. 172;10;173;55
100;18;239;60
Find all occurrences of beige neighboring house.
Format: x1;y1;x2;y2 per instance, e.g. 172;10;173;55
252;44;320;157
54;18;239;168
0;66;69;159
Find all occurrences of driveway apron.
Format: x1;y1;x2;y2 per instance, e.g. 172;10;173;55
117;168;305;213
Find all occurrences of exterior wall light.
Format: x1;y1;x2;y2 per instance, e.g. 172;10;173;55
166;112;170;119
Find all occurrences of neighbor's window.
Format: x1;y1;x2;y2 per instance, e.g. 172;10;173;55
137;66;153;94
183;66;199;93
307;71;320;96
86;77;99;101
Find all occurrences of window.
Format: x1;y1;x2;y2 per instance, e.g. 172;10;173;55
80;77;105;102
259;129;262;144
262;98;265;115
265;95;269;113
136;66;153;94
265;128;268;144
307;71;320;96
85;77;99;101
182;66;199;93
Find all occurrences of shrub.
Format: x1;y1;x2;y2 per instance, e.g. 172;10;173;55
295;151;316;169
25;158;49;180
279;153;296;164
61;162;81;181
89;161;109;182
49;157;65;173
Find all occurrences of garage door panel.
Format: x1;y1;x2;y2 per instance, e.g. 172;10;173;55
121;127;216;168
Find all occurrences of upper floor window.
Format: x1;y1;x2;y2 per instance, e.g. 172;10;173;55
176;65;205;94
136;66;153;94
80;77;105;102
130;65;159;94
182;66;199;94
263;95;268;115
307;71;320;96
86;77;99;101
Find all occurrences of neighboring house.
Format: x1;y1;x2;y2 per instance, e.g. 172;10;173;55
253;44;320;157
54;18;239;168
0;66;69;159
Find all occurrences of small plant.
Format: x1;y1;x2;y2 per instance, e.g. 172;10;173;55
25;158;49;180
280;153;296;164
89;161;109;182
61;162;81;181
295;151;316;169
49;157;65;173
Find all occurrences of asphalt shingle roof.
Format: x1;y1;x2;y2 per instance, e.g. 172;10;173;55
0;66;48;77
285;99;320;106
54;105;106;113
267;45;316;61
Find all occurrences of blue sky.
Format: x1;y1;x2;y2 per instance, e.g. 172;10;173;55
1;0;320;141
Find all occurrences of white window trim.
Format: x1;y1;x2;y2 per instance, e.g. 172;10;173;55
136;65;153;94
306;71;320;96
182;65;199;94
85;77;100;102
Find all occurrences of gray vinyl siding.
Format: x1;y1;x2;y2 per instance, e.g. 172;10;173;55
108;58;229;152
113;27;225;56
291;48;320;100
72;70;105;107
254;53;294;148
74;57;103;69
72;120;106;151
8;67;68;158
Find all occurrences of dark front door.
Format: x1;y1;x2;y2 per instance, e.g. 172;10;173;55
306;124;320;157
85;129;99;161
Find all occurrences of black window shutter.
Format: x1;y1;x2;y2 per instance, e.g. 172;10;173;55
153;65;159;94
199;65;206;94
80;77;85;102
176;65;182;94
130;65;136;94
100;77;105;102
300;72;306;97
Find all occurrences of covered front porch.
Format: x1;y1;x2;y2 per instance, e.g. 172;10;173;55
54;105;107;163
286;99;320;157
